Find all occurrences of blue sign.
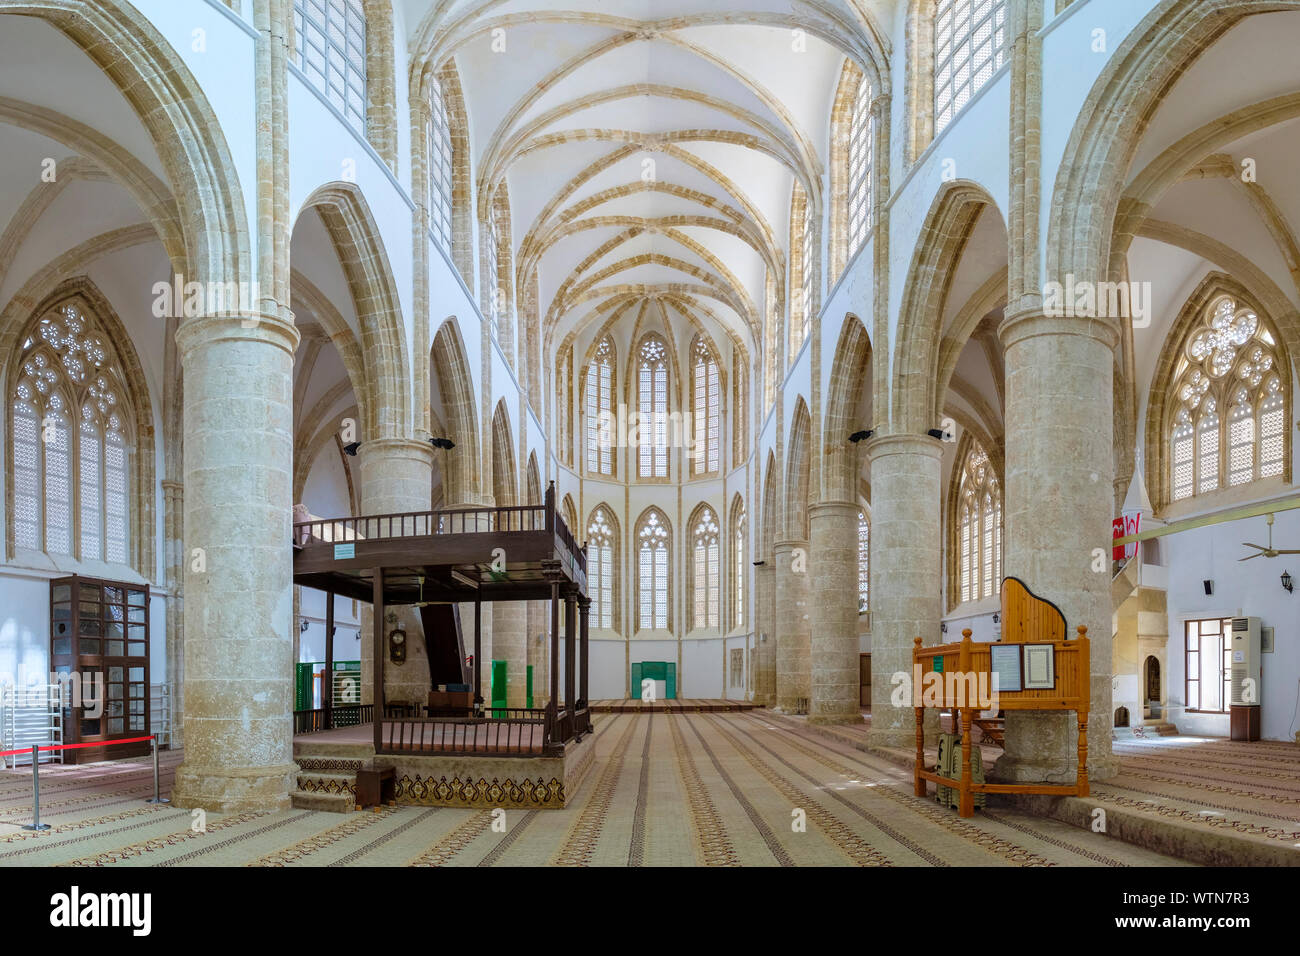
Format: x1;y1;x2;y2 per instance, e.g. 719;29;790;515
334;542;355;560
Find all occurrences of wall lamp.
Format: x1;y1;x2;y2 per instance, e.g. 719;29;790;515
342;441;361;457
848;429;874;443
1283;570;1294;594
752;560;766;567
927;427;953;441
430;437;456;450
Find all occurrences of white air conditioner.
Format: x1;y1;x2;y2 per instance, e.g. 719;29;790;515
1229;617;1262;706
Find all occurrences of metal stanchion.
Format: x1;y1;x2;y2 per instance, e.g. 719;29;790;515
22;746;51;831
145;736;170;804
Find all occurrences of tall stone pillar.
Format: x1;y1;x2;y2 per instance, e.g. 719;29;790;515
753;563;776;705
527;599;548;707
162;479;185;748
357;438;434;707
773;539;810;713
493;601;528;707
809;501;863;723
867;434;942;748
171;312;299;813
994;309;1118;781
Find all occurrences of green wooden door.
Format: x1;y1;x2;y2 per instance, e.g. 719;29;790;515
630;662;643;700
491;659;507;716
665;663;677;700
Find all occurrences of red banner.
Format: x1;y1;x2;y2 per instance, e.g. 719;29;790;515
1112;512;1140;561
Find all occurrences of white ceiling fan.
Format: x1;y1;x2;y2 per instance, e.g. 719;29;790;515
1238;513;1300;561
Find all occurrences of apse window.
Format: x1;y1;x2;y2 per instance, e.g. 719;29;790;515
934;0;1008;134
293;0;368;136
1184;617;1232;714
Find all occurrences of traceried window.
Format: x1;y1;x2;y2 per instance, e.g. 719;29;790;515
848;73;874;258
934;0;1007;135
857;510;870;613
428;74;454;250
957;442;1001;604
293;0;368;136
585;337;614;475
1169;295;1287;502
12;302;132;563
691;337;720;476
733;505;747;628
587;507;615;629
557;347;573;467
637;509;670;630
637;336;669;479
793;188;815;355
690;506;720;630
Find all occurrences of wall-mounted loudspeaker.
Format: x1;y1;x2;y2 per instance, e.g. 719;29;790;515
1203;580;1213;595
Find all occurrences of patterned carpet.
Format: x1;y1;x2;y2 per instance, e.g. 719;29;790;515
0;712;1189;866
793;713;1300;863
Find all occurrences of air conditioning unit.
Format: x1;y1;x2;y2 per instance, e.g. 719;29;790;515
1229;617;1262;706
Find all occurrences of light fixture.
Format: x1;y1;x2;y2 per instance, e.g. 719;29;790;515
848;429;874;443
752;560;766;567
299;619;310;633
1283;570;1294;594
940;622;948;633
927;427;952;441
343;441;361;456
430;437;456;450
992;612;999;624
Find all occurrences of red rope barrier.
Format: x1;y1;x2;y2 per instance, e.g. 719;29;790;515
0;735;155;759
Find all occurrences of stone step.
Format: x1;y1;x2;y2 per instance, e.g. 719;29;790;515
290;789;355;813
295;770;357;794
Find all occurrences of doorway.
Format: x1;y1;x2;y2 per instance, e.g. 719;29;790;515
1143;655;1161;719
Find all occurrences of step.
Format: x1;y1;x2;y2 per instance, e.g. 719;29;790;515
290;790;356;813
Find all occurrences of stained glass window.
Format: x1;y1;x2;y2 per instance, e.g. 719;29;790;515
957;441;1001;603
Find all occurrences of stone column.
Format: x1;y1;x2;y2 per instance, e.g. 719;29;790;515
493;601;528;707
527;599;548;707
809;501;863;723
994;309;1118;782
357;438;434;707
753;562;776;705
867;434;942;748
773;539;810;713
171;312;299;813
162;479;185;748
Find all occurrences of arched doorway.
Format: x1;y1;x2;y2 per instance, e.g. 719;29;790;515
1144;656;1161;719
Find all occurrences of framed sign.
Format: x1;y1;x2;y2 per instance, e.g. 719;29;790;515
334;542;355;560
989;644;1022;693
1022;644;1056;689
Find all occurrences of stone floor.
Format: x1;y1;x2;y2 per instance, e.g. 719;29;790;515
0;711;1190;866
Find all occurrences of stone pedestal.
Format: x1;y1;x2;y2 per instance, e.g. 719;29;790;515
171;313;299;813
868;434;942;748
809;501;864;723
358;438;434;707
774;539;810;713
993;309;1118;783
753;563;776;705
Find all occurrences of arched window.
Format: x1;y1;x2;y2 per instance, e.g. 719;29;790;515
733;503;747;628
293;0;367;135
428;73;454;251
12;302;133;562
636;336;669;479
1169;295;1287;501
637;509;670;630
857;510;870;613
790;184;815;358
847;73;873;259
485;196;505;327
957;441;1001;604
587;506;616;629
557;346;573;467
691;336;720;476
934;0;1007;135
690;506;720;630
585;337;614;475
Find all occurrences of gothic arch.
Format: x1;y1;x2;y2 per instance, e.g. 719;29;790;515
784;398;812;542
490;398;517;507
430;317;481;503
760;449;778;559
296;182;411;440
822;313;872;501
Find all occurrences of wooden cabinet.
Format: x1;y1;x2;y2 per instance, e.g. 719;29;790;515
50;575;151;763
1229;704;1260;742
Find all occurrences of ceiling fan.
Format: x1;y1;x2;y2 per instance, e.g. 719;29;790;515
1239;513;1300;561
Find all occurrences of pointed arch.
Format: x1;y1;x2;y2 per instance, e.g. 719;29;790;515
430;317;480;503
561;493;579;539
525;451;541;505
689;333;723;477
822;314;872;500
296;182;410;440
784;398;812;542
945;431;1004;610
6;277;155;572
760;450;778;559
729;493;747;631
581;334;616;476
892;180;1001;433
490;399;517;507
687;501;722;631
634;506;672;632
586;503;619;631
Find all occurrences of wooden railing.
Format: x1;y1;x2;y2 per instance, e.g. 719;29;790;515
379;708;553;756
294;704;373;734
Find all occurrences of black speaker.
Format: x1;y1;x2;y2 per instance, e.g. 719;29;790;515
1203;580;1213;595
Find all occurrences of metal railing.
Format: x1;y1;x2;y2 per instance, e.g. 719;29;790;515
379;708;551;756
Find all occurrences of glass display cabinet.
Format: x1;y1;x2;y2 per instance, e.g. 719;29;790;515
49;575;150;763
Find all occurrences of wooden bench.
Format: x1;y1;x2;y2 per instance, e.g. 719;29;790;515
356;766;395;809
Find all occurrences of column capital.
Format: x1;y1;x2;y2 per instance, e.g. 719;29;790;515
808;500;858;520
174;312;300;358
864;432;944;460
358;436;436;466
773;538;809;553
997;307;1120;352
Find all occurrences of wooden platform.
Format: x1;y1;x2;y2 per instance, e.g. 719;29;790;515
589;698;759;714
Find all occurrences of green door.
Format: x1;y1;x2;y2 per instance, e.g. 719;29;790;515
491;659;507;716
526;664;534;710
630;662;643;701
665;663;677;701
630;662;676;701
